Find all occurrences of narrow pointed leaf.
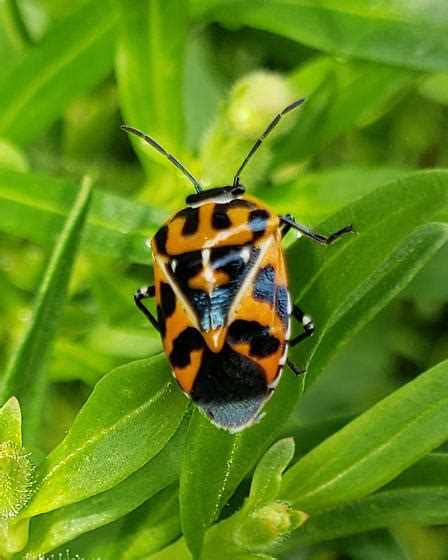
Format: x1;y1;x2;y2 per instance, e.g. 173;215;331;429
22;422;186;556
0;178;92;445
0;168;164;263
192;1;448;73
280;359;448;513
21;356;188;517
0;0;116;145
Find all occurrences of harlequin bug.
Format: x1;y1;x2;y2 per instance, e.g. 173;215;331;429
122;99;352;432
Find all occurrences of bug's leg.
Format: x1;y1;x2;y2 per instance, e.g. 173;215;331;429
280;214;353;245
287;359;304;376
286;305;314;376
290;304;315;347
134;286;160;332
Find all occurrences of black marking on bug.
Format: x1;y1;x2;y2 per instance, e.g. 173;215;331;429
228;320;280;357
227;198;255;209
154;225;169;255
160;282;176;318
191;343;269;429
172;246;260;332
276;286;290;331
173;207;200;236
248;209;270;240
170;327;203;368
157;305;166;338
212;204;232;230
253;265;275;305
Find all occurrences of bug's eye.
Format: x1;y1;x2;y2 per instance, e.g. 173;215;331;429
231;185;245;196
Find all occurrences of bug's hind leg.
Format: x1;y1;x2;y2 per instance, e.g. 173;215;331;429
134;286;160;332
287;305;315;376
280;214;353;245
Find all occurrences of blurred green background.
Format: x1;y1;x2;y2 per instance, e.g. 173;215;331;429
0;1;447;558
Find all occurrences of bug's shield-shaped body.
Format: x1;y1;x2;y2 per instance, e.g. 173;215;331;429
151;194;291;432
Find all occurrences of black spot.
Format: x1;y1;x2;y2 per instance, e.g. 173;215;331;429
153;225;168;255
211;246;245;281
248;209;270;240
157;305;166;338
276;286;290;331
191;343;268;430
227;198;254;209
228;320;280;358
172;251;203;284
174;207;200;236
253;265;275;304
160;282;176;318
212;204;232;229
170;327;203;368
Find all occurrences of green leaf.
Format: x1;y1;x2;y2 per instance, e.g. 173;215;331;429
0;177;92;445
246;438;295;510
279;359;448;513
0;0;117;146
0;397;21;446
180;372;302;558
116;0;187;181
108;484;181;560
282;454;448;549
275;57;414;164
21;356;188;517
287;171;448;388
341;530;410;560
22;422;186;556
191;1;448;73
0;168;164;263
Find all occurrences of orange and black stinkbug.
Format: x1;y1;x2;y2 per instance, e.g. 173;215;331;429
122;99;352;432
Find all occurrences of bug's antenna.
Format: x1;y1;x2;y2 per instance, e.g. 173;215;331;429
121;125;203;194
232;98;306;187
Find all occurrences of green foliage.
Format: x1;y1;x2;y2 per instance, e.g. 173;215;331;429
0;1;447;559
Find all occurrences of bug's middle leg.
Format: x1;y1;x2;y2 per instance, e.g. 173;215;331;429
134;285;160;332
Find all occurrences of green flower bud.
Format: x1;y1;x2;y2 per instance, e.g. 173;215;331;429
227;71;297;138
234;501;308;551
0;442;34;519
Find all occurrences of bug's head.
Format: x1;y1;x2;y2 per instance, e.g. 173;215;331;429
185;184;245;206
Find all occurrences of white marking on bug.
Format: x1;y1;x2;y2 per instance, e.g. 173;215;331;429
171;259;178;272
303;314;313;327
240;246;251;264
145;238;151;248
285;317;291;339
287;294;292;315
202;249;216;286
139;286;150;297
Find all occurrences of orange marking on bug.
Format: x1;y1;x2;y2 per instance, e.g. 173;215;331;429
175;348;204;393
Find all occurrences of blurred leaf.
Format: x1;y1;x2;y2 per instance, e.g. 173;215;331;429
0;177;92;445
23;422;186;556
21;356;188;517
275;56;414;164
116;0;187;180
0;168;165;263
287;171;448;388
0;0;29;72
342;529;410;560
192;1;448;73
419;73;448;106
180;372;302;558
0;139;28;172
282;454;448;549
280;359;448;513
0;0;117;146
108;484;181;560
0;396;21;446
259;166;407;222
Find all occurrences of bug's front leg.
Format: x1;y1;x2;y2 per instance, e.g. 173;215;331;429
134;286;160;332
280;214;353;244
287;304;315;376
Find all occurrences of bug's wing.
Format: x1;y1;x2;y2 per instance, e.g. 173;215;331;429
153;257;204;394
227;232;290;386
